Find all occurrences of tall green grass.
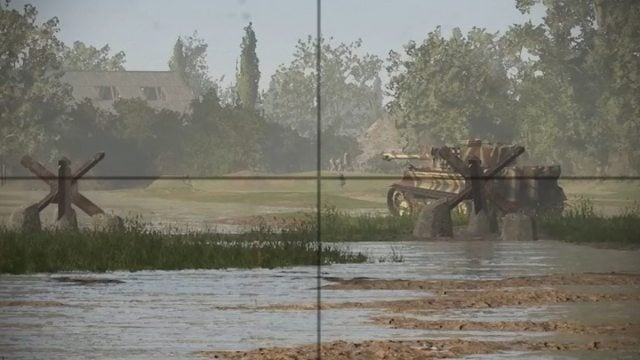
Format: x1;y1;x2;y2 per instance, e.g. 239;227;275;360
317;206;413;242
0;205;468;274
539;198;640;243
0;218;367;274
255;205;467;242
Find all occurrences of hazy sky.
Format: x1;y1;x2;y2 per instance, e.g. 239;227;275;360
16;0;543;91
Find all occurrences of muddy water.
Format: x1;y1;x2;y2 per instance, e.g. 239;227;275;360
1;240;639;359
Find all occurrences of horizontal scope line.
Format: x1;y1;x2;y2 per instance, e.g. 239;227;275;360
2;175;640;181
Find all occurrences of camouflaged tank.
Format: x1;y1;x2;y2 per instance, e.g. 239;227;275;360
382;139;566;216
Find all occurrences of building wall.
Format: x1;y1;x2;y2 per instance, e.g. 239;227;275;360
61;71;195;113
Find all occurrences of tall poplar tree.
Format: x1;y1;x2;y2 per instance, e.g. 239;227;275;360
236;22;260;111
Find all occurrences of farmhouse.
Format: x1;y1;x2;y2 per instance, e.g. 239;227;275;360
61;71;195;113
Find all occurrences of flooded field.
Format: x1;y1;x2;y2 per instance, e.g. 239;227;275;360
1;240;639;359
3;0;640;357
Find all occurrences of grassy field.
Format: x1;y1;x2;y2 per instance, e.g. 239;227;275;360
1;171;638;239
560;179;640;209
137;171;392;210
3;171;637;214
136;189;385;209
141;172;640;209
1;194;638;274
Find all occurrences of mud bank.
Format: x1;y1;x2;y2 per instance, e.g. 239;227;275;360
322;272;640;291
207;272;640;359
221;288;640;312
0;300;68;307
199;338;639;360
370;317;640;335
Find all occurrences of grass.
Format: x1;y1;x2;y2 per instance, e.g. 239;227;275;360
0;217;368;274
318;206;413;242
299;205;467;242
539;198;640;244
0;206;424;274
6;183;638;275
377;246;405;263
228;205;470;243
451;206;470;226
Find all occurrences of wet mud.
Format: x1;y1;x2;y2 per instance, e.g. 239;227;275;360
321;272;640;291
199;338;639;360
51;276;125;285
222;288;640;312
207;272;640;359
370;316;640;335
0;300;67;307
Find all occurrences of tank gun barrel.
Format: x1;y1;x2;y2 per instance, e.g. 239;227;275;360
382;152;432;161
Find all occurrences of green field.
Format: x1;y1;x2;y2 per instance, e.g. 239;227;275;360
139;173;640;214
1;172;638;228
560;179;640;207
138;171;392;209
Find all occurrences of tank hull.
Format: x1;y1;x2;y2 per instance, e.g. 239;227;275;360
386;166;565;217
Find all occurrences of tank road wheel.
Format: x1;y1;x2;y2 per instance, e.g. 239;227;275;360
387;188;412;216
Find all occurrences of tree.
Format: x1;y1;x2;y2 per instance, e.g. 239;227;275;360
589;0;640;173
57;99;156;186
387;27;516;150
168;31;215;98
179;90;262;175
60;41;126;71
512;0;640;174
236;22;260;111
263;37;384;137
0;1;71;164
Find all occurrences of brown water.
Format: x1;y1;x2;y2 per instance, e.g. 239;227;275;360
1;240;639;359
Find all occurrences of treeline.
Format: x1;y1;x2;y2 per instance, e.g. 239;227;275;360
0;3;366;184
2;0;638;181
388;0;639;175
59;93;357;179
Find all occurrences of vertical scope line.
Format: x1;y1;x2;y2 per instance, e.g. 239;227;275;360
315;0;322;359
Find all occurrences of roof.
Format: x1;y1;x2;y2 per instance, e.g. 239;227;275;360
355;115;404;167
61;71;195;113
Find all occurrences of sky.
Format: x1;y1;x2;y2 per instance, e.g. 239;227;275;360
14;0;544;92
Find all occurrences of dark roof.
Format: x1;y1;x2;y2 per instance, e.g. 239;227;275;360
61;71;195;113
